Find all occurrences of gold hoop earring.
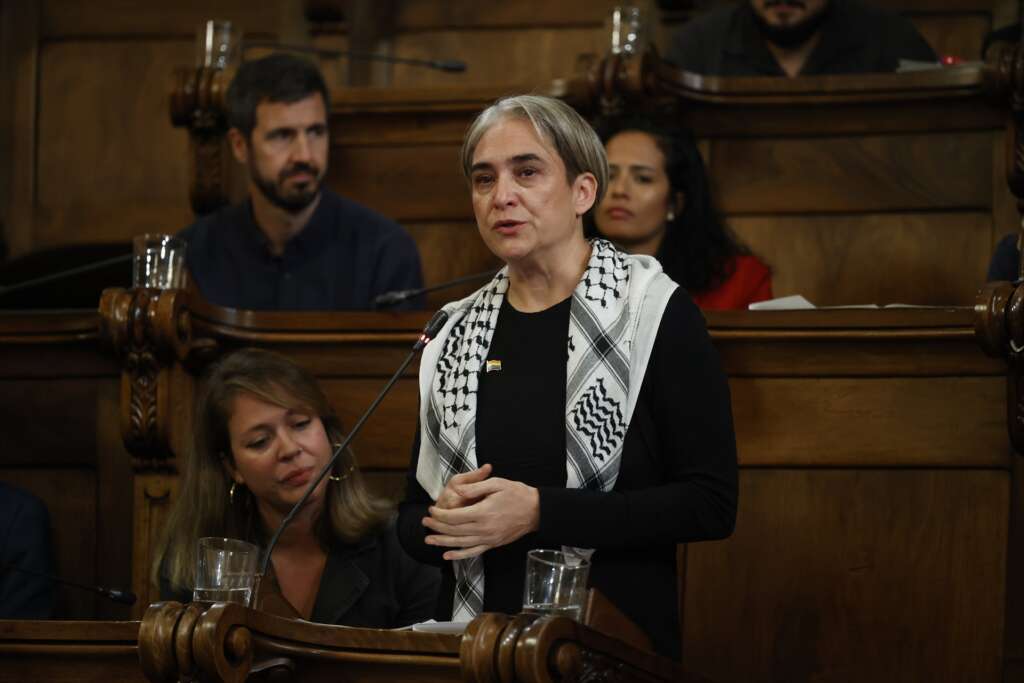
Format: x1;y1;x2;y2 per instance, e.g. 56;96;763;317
667;209;676;222
329;464;355;483
229;481;237;504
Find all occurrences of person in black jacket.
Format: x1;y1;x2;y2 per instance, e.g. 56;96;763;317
154;348;439;627
397;95;737;660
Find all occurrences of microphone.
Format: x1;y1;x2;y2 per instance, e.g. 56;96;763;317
243;41;467;73
258;309;450;578
0;560;137;606
374;269;499;309
0;254;132;297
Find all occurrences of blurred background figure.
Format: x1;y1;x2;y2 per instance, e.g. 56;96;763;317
589;116;772;310
0;482;56;619
667;0;936;78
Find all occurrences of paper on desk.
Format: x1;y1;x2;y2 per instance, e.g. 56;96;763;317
748;295;815;311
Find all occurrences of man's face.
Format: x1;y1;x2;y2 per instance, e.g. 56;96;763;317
233;93;329;213
749;0;829;48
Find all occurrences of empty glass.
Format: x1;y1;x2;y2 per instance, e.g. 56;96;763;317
193;537;259;606
132;234;185;289
522;549;590;621
197;19;242;70
607;6;645;56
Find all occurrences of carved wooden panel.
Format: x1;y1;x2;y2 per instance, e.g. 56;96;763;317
681;469;1008;681
729;376;1006;466
730;211;992;306
709;133;992;215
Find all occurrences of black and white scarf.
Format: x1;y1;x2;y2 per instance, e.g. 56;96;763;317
416;239;677;622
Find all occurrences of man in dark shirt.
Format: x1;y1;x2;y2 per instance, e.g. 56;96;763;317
667;0;937;78
181;53;423;310
0;483;56;619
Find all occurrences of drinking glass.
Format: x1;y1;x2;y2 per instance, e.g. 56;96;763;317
607;6;645;56
193;537;259;606
132;234;185;289
197;19;242;70
522;549;590;621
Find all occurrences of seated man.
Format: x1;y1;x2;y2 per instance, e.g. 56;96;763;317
181;53;423;310
667;0;937;78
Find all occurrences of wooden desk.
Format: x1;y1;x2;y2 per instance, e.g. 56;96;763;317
94;288;1013;680
0;619;144;683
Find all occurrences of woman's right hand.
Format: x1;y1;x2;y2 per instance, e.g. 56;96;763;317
435;464;492;510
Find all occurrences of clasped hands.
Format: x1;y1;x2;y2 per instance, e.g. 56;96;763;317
423;463;539;561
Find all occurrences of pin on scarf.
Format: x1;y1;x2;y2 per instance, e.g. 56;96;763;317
485;359;502;373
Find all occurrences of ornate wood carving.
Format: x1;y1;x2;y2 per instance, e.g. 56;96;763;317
170;65;234;215
975;37;1024;452
99;287;195;471
139;601;253;683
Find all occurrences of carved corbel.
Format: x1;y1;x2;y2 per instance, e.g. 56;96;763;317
976;37;1024;452
170;65;235;215
139;601;254;683
583;46;664;118
99;287;194;471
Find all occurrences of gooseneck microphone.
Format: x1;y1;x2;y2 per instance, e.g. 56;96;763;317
243;41;467;73
258;309;450;578
0;560;137;606
373;269;499;309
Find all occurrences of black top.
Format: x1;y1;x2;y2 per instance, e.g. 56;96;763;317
398;288;739;659
160;521;440;629
180;189;423;310
667;0;937;77
988;233;1019;282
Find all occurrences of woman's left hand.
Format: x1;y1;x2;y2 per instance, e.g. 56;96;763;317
423;477;540;560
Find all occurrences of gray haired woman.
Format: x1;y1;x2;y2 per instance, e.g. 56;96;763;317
397;95;737;660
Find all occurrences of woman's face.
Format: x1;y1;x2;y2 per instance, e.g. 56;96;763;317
596;131;676;255
469;116;596;265
225;391;332;518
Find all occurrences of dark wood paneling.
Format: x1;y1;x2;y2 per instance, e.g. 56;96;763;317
709;132;992;215
730;211;991;306
320;378;419;470
41;0;293;38
405;221;501;308
35;42;191;209
913;14;990;61
0;380;101;466
394;0;621;29
682;469;1008;681
327;144;468;222
390;28;604;88
730;376;1006;466
0;469;97;619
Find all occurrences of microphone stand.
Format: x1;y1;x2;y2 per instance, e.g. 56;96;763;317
0;254;132;297
0;560;137;606
257;310;450;582
373;268;499;309
242;41;467;73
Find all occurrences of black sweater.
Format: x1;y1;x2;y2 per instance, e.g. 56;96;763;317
398;288;738;659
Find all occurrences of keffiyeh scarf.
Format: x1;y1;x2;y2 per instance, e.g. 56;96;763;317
416;239;677;621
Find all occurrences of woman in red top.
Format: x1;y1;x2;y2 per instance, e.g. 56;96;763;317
589;117;771;310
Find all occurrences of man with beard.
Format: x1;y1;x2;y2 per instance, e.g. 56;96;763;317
180;53;423;310
666;0;936;78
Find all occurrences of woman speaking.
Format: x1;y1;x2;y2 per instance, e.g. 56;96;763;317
397;95;737;659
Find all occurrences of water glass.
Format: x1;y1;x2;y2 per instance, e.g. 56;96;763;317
522;549;590;621
132;234;185;289
197;19;242;70
607;6;645;56
193;537;259;606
